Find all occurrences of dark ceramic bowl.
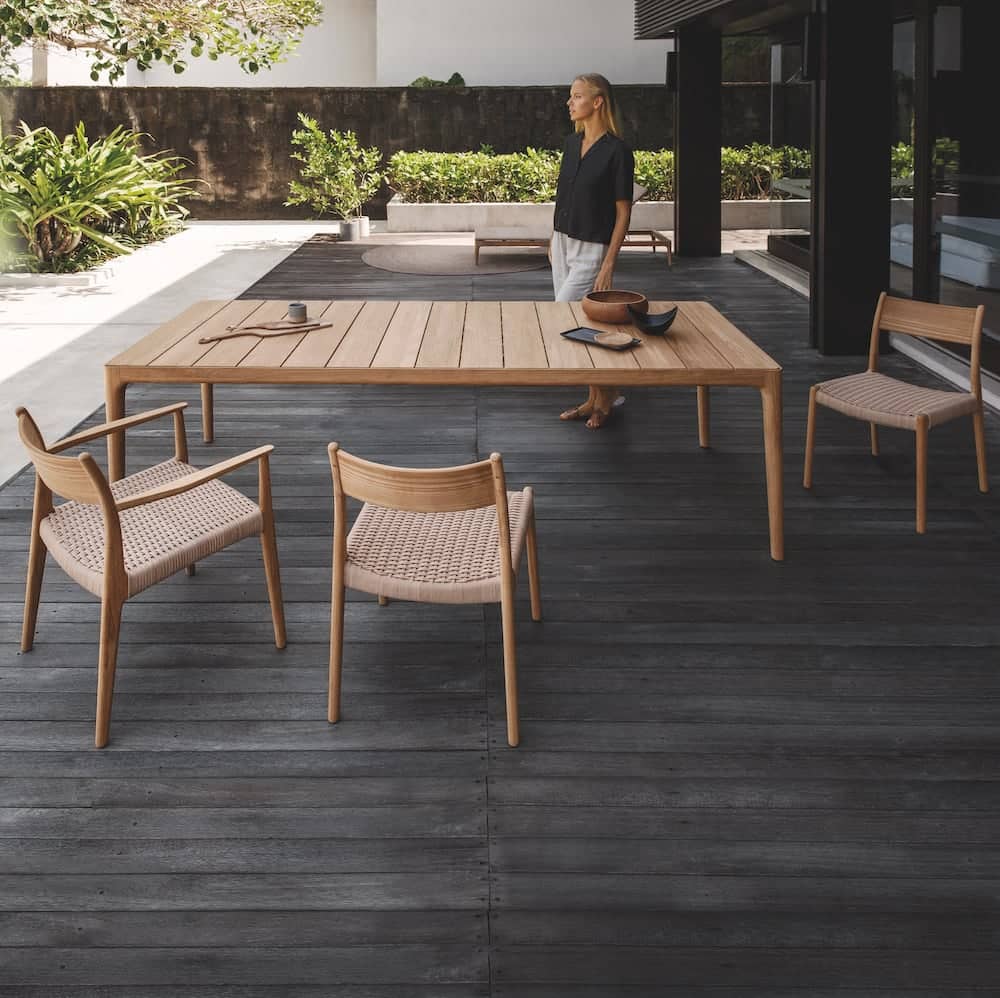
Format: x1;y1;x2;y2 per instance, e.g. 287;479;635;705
581;290;648;325
628;303;678;335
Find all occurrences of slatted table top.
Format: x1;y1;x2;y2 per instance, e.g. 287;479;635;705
107;299;781;387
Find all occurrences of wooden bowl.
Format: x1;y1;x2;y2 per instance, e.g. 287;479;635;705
582;290;649;325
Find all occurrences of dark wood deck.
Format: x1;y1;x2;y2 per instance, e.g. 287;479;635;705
2;239;999;995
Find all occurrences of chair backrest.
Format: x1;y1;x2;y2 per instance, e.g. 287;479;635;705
870;293;986;394
329;445;506;513
15;407;108;505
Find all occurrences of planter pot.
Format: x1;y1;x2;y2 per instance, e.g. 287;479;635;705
357;215;371;238
340;218;362;242
386;195;811;233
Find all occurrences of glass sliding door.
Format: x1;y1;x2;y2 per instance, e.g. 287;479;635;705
929;1;1000;374
890;15;917;296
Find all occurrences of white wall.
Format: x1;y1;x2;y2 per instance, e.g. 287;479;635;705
376;0;669;85
125;0;377;86
19;0;666;88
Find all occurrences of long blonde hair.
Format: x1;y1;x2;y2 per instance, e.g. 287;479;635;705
573;73;623;138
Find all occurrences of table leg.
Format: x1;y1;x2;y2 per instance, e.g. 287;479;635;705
105;370;126;482
201;384;214;444
697;386;710;448
760;373;785;561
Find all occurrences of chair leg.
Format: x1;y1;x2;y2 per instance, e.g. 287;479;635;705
21;530;46;653
328;581;345;723
378;595;389;606
186;564;197;577
260;524;286;650
95;597;124;749
803;386;818;489
526;512;542;622
870;423;880;457
499;587;520;748
915;416;929;534
973;408;989;493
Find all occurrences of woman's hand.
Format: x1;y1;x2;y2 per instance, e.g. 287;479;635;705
592;265;614;292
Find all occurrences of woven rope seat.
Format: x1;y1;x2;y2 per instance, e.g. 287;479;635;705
345;490;534;604
816;371;978;430
39;458;263;598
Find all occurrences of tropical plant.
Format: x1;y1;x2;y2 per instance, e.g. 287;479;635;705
409;72;466;88
285;114;383;220
0;0;322;83
0;121;195;272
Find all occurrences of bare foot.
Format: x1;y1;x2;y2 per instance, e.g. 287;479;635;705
585;406;612;430
560;401;593;421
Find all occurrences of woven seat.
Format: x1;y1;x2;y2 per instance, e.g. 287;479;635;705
804;293;988;533
41;459;263;598
328;446;542;747
345;491;533;604
815;371;978;430
16;403;286;747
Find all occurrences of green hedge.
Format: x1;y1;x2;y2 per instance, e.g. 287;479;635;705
386;143;813;203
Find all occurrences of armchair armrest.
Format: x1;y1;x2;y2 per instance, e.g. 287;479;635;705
50;403;189;453
115;445;274;512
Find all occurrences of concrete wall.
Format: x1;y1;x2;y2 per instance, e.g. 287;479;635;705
376;0;670;86
0;84;808;219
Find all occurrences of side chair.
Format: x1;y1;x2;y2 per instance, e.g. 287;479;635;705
803;292;988;532
16;402;286;747
327;445;542;747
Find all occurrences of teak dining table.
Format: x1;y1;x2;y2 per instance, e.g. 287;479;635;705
105;298;784;560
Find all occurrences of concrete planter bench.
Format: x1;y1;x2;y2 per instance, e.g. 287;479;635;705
386;195;810;233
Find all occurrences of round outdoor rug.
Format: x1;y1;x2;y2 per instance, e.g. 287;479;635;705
362;243;548;277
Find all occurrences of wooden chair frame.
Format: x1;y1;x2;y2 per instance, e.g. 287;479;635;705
17;402;286;747
327;445;542;747
803;292;989;532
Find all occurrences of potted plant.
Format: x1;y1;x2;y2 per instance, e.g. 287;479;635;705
285;114;382;240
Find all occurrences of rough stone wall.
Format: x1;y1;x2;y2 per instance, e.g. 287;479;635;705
0;84;809;219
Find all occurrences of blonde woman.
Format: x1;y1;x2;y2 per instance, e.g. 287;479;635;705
553;73;635;430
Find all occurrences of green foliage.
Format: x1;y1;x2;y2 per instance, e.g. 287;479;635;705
0;121;195;273
386;148;560;203
387;145;813;204
409;72;466;88
633;149;674;200
0;0;322;83
285;114;383;220
891;138;960;195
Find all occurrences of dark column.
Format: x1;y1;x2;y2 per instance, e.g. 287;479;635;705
810;0;892;354
674;25;722;257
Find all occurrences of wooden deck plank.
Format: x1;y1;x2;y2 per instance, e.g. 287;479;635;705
6;241;1000;995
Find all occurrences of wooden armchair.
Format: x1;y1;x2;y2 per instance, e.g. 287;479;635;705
327;445;542;747
804;293;988;532
16;402;286;747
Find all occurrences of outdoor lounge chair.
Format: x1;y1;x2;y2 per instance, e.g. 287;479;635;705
803;293;989;533
326;445;542;746
474;182;672;266
16;402;286;747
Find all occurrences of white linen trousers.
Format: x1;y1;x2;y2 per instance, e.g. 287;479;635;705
551;230;607;302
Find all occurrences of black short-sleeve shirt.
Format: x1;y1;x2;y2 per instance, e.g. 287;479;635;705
553;131;634;245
